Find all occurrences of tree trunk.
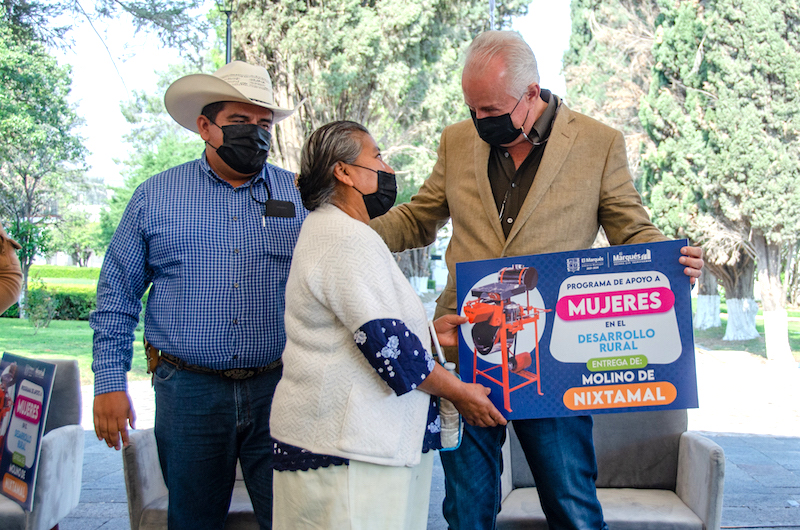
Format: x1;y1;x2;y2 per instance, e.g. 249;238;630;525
782;242;794;302
705;255;759;341
753;232;793;362
723;298;760;341
19;261;29;319
694;268;721;329
763;309;795;364
787;243;800;306
394;247;431;294
753;233;785;311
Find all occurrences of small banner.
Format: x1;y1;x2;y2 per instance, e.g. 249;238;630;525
0;353;56;511
456;239;698;420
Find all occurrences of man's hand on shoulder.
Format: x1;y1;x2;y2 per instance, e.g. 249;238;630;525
680;246;704;285
94;391;136;450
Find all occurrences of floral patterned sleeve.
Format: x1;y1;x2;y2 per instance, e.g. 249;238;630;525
353;318;435;396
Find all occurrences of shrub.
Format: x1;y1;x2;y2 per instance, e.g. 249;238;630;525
29;264;101;280
1;286;97;321
54;285;97;320
23;279;60;333
0;282;151;321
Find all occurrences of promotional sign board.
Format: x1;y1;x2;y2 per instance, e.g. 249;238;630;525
0;353;56;511
456;239;698;420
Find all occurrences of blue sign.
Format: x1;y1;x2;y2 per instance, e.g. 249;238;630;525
456;239;698;420
0;354;56;511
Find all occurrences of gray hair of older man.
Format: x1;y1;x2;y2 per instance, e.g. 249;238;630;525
464;30;540;99
297;120;370;211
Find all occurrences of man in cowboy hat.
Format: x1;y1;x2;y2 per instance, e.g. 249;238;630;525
91;61;307;529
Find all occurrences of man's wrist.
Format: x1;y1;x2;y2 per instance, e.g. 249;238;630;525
93;371;128;396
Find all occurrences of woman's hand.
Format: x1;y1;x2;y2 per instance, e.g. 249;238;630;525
433;313;468;347
418;364;507;428
450;383;507;428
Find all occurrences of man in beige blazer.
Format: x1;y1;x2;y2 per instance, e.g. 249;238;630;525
0;224;22;315
371;31;704;530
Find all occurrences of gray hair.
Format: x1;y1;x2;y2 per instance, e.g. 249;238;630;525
297;121;369;211
464;31;539;98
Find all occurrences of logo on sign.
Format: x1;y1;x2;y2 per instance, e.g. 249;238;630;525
567;258;580;272
612;249;652;266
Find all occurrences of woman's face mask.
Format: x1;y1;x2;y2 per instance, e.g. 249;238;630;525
351;164;397;219
209;122;272;175
470;93;528;147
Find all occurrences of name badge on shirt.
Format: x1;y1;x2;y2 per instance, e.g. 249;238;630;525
264;200;296;218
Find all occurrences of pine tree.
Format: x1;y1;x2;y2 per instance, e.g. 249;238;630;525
643;0;800;360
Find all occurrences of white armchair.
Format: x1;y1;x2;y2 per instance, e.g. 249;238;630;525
122;428;258;530
497;409;725;530
0;358;84;530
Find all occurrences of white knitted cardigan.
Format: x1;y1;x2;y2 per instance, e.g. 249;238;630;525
270;204;431;467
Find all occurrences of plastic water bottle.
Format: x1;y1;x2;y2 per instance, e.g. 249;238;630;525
428;320;463;450
440;361;462;449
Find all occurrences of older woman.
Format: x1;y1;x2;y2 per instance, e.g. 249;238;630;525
270;121;505;529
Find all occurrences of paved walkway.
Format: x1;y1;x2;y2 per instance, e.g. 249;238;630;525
62;346;800;530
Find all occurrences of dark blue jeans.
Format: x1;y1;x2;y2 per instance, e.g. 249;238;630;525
440;416;608;530
154;362;282;530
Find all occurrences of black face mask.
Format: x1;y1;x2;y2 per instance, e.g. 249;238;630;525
470;94;529;146
209;123;271;175
351;164;397;219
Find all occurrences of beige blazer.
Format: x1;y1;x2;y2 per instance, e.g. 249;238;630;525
371;103;666;312
0;224;22;314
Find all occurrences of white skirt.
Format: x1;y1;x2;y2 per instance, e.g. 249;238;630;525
273;451;435;530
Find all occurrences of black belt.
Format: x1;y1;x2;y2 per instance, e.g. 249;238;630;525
159;351;282;380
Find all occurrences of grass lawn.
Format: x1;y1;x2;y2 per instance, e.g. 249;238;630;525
718;301;800;319
691;298;800;360
0;318;148;386
689;314;800;361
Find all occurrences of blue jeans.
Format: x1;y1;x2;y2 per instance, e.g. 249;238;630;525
154;362;282;530
439;416;608;530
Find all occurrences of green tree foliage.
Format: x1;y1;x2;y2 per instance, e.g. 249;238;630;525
7;219;51;283
704;1;800;314
228;0;527;284
0;17;86;302
562;1;753;340
639;1;756;341
563;0;659;184
639;1;711;235
233;0;527;185
1;0;210;52
643;0;800;299
99;65;205;245
51;210;103;267
642;0;800;355
120;63;214;152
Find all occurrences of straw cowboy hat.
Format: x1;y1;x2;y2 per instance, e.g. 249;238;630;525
165;61;302;133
